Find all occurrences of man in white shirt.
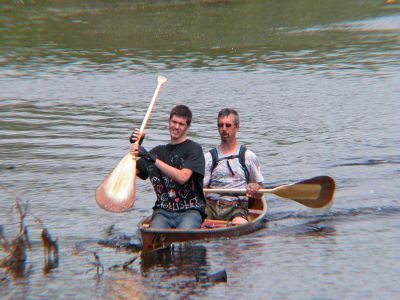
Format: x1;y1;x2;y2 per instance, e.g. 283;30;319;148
203;108;264;224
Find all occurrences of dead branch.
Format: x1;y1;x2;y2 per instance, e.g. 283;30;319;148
0;225;10;252
90;252;104;280
41;228;59;273
15;197;29;232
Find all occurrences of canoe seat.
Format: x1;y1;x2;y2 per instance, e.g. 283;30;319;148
248;209;263;215
201;219;231;229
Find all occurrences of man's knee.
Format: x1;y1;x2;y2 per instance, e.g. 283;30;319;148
231;216;248;224
177;211;202;229
151;211;172;228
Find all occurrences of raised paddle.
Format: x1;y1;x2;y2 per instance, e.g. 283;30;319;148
95;75;167;213
204;176;335;209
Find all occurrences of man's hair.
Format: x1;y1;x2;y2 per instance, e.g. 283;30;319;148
170;104;192;126
218;108;239;126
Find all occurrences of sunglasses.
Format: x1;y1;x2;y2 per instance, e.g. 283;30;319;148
217;123;234;128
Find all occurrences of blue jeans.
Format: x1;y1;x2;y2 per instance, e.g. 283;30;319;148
151;209;202;229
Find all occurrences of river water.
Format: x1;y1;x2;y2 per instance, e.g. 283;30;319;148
1;1;399;299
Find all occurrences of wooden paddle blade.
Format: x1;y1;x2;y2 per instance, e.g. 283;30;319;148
271;176;335;208
95;153;137;213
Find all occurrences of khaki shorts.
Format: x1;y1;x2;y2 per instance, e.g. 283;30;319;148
205;200;248;221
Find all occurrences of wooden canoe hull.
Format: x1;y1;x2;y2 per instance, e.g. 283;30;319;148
138;197;268;252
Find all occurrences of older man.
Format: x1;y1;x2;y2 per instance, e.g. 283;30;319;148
204;108;264;224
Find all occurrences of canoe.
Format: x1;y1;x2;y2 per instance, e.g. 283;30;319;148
138;176;335;252
138;196;268;253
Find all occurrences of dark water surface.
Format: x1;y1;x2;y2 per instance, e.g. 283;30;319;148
1;1;400;299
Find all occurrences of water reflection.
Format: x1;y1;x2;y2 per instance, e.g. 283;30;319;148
141;244;208;275
1;0;399;76
140;244;227;297
102;271;146;300
291;220;337;237
100;244;225;299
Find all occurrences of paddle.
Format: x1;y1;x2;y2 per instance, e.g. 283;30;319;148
204;176;335;209
95;75;167;213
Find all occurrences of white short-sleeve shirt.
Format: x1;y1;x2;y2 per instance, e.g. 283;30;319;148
203;146;264;201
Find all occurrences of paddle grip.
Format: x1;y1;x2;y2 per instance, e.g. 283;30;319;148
129;131;144;145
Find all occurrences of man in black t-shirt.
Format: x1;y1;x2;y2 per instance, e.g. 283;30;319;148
130;105;206;229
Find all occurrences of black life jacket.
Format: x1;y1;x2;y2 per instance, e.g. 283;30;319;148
209;145;250;183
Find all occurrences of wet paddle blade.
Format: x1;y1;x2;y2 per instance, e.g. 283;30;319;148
270;176;335;208
95;153;137;213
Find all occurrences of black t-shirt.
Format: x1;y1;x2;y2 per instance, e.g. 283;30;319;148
137;139;206;218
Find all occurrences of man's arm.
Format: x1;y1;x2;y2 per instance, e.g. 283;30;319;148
154;160;193;184
130;143;192;184
157;141;204;185
245;150;264;198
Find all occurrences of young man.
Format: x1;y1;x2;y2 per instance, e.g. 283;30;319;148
204;108;264;224
130;105;206;229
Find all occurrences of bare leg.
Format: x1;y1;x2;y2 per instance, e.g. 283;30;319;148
231;216;248;224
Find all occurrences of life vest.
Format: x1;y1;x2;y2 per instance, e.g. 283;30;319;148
209;145;250;183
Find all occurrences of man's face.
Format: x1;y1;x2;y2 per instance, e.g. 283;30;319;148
218;114;239;142
169;115;190;141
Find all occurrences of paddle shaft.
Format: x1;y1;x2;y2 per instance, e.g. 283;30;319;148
137;76;167;143
130;75;167;198
204;185;320;196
